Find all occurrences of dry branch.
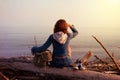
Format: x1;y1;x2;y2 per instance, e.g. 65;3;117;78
0;72;9;80
92;35;120;71
94;55;108;64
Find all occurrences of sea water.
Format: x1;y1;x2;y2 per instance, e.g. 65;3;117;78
0;33;120;61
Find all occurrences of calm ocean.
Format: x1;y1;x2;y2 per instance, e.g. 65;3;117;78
0;33;120;61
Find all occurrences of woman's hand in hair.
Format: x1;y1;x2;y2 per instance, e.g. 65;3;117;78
67;23;72;27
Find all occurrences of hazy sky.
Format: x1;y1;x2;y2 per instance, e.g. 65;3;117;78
0;0;120;36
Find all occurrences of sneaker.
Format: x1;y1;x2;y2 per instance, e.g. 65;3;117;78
78;63;86;70
73;60;86;70
73;66;79;70
80;66;86;70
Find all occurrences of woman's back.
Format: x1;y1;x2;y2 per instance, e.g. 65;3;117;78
31;19;78;68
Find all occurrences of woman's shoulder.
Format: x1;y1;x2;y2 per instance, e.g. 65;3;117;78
50;34;53;37
49;34;54;39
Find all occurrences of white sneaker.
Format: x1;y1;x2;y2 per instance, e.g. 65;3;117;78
73;62;86;70
80;66;86;70
73;66;79;70
78;63;86;70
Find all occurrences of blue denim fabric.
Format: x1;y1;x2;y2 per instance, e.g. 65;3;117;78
51;57;72;68
31;46;38;55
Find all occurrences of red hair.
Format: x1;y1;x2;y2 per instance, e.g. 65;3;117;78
54;19;68;33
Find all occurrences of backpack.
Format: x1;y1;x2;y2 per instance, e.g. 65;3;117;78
33;50;52;67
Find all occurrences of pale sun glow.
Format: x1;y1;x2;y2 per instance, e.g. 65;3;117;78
108;0;118;5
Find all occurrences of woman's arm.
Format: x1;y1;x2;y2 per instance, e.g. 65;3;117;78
68;24;78;39
31;35;53;54
37;35;53;52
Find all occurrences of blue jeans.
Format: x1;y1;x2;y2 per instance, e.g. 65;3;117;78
51;56;72;68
